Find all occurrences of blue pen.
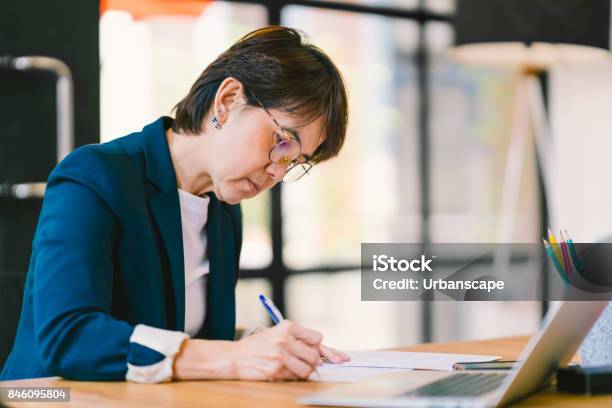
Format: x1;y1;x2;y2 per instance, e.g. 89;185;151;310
259;294;285;324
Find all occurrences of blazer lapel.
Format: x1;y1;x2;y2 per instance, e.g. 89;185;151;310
141;117;185;331
149;190;185;331
201;193;236;340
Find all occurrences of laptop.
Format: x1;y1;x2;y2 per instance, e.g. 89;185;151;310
301;300;609;408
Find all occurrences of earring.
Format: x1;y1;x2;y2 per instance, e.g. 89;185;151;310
212;116;221;129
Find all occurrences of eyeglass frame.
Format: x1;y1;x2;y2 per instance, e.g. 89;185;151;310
244;88;313;183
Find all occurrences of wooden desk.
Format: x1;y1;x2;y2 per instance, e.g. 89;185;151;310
2;336;611;407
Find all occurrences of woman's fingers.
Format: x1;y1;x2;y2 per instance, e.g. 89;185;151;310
282;350;316;379
320;344;351;363
334;347;350;361
275;322;322;379
275;367;299;381
282;320;322;346
288;338;321;367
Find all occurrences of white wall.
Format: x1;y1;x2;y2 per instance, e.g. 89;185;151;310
550;58;612;242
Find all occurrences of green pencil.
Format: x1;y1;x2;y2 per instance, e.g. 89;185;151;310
543;238;569;288
564;229;583;274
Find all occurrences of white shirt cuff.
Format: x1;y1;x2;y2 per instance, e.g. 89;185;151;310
125;324;189;383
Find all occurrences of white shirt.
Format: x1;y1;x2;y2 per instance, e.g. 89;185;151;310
126;189;210;383
177;188;211;337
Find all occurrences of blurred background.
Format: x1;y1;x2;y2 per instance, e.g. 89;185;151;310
2;0;612;367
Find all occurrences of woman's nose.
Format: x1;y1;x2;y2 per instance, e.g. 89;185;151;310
265;162;288;182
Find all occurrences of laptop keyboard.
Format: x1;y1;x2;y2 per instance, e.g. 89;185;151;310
401;373;507;398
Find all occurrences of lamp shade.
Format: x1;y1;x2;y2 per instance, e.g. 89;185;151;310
451;0;611;68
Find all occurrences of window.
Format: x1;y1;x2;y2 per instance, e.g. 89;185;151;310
100;0;545;346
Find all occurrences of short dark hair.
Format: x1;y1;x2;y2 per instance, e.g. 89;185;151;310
172;26;348;164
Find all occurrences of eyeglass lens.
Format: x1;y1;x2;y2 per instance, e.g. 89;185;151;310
270;138;301;164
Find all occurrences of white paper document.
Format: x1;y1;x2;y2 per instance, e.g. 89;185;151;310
309;365;413;383
309;350;500;383
329;350;501;371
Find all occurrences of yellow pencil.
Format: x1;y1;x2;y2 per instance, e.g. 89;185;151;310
548;228;563;264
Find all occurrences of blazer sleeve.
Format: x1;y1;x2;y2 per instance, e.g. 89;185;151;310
31;148;185;381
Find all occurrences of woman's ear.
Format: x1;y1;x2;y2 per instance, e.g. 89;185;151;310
213;77;246;125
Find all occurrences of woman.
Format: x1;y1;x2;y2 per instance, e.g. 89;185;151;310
1;26;349;383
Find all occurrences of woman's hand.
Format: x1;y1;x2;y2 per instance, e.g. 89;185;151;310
241;327;350;365
173;320;324;381
319;344;351;364
231;320;322;381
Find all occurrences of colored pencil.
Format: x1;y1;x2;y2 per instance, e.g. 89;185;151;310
543;238;569;288
559;230;574;278
548;228;563;265
564;229;583;274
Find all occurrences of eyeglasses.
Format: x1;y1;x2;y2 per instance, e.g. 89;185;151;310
246;89;313;183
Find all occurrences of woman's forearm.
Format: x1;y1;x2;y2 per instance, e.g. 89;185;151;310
172;339;237;380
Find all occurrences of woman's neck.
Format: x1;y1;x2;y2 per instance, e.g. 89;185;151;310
166;128;213;196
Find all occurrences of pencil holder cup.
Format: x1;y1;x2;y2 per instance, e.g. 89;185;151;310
579;302;612;366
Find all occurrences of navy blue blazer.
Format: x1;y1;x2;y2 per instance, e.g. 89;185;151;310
1;117;242;381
